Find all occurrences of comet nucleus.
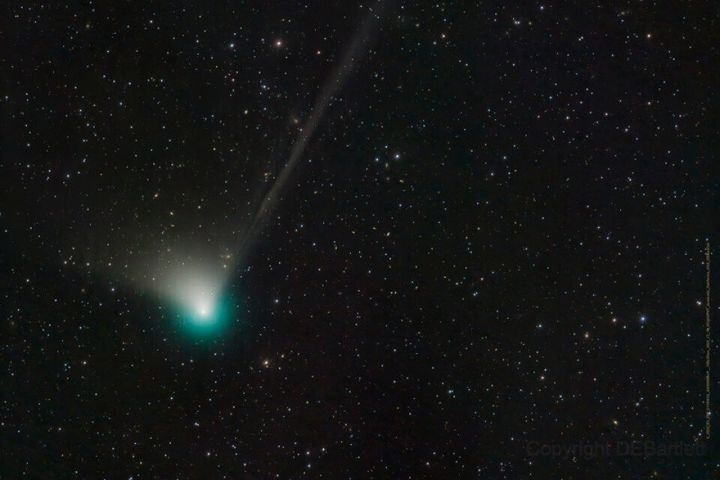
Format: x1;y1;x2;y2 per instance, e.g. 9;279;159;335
154;262;233;338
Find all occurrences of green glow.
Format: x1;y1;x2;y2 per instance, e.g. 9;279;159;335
172;291;234;339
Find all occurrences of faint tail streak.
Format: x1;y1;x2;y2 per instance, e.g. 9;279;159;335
236;2;384;263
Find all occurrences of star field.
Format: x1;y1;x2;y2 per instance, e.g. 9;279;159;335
1;1;718;478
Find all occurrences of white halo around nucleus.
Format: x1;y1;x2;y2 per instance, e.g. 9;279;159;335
152;259;228;324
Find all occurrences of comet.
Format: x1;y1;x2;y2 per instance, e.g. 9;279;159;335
145;4;383;338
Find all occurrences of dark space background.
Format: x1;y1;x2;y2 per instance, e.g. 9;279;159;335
1;1;719;478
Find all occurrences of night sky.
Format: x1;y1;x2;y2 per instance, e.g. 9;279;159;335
1;1;719;478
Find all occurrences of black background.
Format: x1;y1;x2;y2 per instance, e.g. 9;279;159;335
1;1;718;478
